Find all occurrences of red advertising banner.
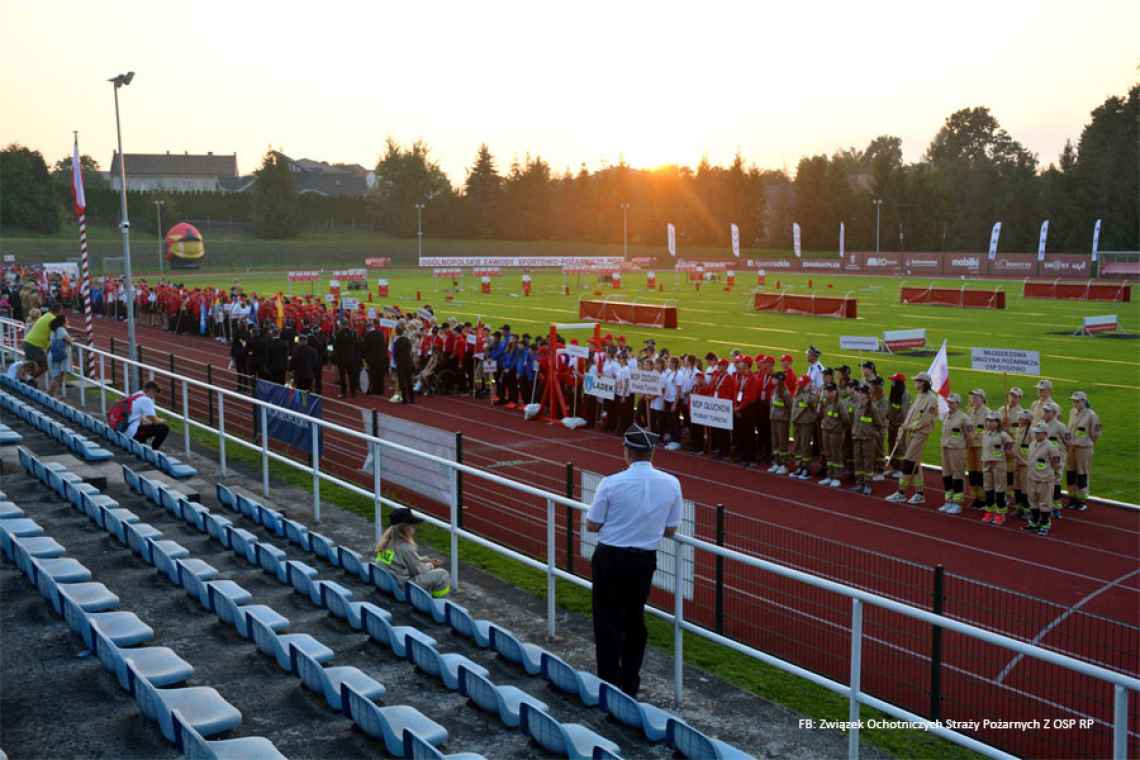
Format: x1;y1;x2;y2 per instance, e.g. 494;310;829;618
862;254;903;274
800;258;844;271
1040;255;1093;278
945;254;986;276
753;257;801;271
903;254;943;275
753;291;857;318
579;299;678;328
900;286;1006;309
989;254;1036;276
364;257;392;268
1024;281;1131;302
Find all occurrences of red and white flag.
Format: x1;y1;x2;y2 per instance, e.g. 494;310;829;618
70;135;86;218
927;339;951;417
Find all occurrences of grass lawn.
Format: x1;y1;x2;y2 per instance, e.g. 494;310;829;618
148;265;1139;502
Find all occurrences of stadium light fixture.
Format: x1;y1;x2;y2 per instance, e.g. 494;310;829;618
110;70;139;390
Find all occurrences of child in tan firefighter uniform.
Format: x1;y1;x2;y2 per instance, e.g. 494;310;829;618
1039;401;1069;514
1024;422;1063;535
886;372;940;505
767;371;792;475
1065;391;1101;512
1011;409;1034;520
818;382;846;487
979;411;1014;525
965;389;991;509
788;375;818;480
938;393;969;513
1000;387;1025;500
849;383;883;495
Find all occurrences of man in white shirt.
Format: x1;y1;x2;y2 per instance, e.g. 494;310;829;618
806;345;825;388
586;424;683;697
127;381;169;450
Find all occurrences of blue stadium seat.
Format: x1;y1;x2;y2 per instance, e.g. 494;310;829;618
284;519;311;551
518;702;620;760
211;592;289;641
337;546;370;581
127;661;242;746
445;604;492;648
368;561;408;602
0;501;24;519
599;682;670;741
204;514;233;544
457;665;548;728
320;582;390;631
180;499;210;533
287;560;334;606
405;731;487;760
666;719;756;760
12;535;64;559
93;627;194;691
54;580;120;614
309;532;339;567
172;709;287;760
489;625;546;675
225;526;259;564
407;581;452;624
540;653;610;707
206;581;254;613
254;542;289;583
125;523;163;556
256;505;285;537
142;539;188;568
249;616;333;672
63;598;154;649
341;683;448;757
291;645;385;711
30;556;93;586
406;638;488;691
361;605;436;659
215;483;237;510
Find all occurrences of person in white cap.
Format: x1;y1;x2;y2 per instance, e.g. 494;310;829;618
1040;402;1068;512
965;388;991;509
886;372;939;505
1030;378;1061;423
938;393;969;513
1065;391;1100;511
1024;422;1062;534
805;346;825;389
980;410;1014;525
586;423;682;697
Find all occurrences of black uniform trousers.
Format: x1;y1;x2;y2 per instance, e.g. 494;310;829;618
396;364;415;404
591;543;657;697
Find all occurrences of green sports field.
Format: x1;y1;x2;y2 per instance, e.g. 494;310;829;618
141;266;1140;502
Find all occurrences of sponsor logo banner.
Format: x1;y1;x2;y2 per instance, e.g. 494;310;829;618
946;255;984;275
970;348;1041;376
802;259;842;270
1041;255;1092;276
904;255;942;274
755;258;800;270
989;255;1036;275
689;395;734;430
420;256;624;268
364;257;391;268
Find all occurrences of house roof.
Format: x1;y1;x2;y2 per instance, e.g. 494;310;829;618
109;152;239;177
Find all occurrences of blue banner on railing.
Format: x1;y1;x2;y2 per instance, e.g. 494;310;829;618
253;380;323;454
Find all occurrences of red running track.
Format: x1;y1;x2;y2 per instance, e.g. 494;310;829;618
84;316;1139;758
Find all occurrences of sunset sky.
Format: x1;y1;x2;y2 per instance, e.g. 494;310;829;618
2;1;1136;183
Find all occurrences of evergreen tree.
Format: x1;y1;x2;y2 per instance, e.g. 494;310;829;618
0;144;60;233
462;144;502;238
251;150;302;238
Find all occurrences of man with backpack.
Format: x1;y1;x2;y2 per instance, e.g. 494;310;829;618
125;381;169;450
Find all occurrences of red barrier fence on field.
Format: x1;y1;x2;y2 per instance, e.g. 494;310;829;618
753;291;857;318
1023;281;1132;302
900;286;1006;309
578;299;678;328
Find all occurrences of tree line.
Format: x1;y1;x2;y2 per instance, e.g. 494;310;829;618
2;85;1135;252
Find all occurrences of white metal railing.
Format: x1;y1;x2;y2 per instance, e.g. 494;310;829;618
0;318;1137;760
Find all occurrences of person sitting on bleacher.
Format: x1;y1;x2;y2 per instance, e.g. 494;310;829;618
5;358;38;385
374;508;450;598
126;381;170;451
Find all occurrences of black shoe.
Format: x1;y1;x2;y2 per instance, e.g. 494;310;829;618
1068;501;1088;512
1021;523;1040;533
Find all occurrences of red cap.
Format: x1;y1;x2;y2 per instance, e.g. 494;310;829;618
570;339;579;345
780;353;794;363
618;335;627;343
889;372;906;383
797;375;811;388
739;356;753;368
718;358;729;367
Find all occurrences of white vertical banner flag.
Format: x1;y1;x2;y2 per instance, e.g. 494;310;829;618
987;222;1002;260
927;339;951;419
838;222;845;258
1037;220;1050;261
1091;218;1102;261
666;223;677;257
730;223;740;258
792;223;802;258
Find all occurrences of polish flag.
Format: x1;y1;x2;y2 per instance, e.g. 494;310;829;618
927;339;951;417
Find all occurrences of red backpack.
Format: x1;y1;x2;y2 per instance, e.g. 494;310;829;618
108;391;144;432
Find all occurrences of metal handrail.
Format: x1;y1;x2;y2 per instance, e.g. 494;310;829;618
0;317;1135;760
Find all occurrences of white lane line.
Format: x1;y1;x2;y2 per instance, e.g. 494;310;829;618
994;567;1140;684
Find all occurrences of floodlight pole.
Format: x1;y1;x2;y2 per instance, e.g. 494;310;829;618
111;71;139;391
154;200;165;274
620;202;630;261
415;202;425;261
873;199;883;254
